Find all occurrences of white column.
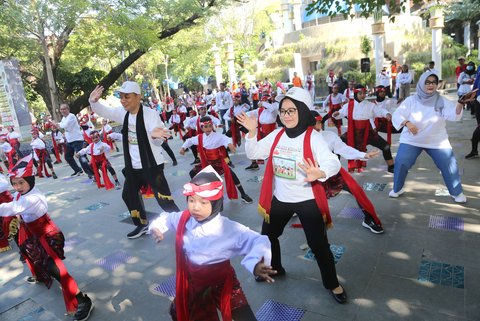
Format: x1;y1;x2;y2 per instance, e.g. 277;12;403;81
464;21;471;55
430;8;444;80
224;37;236;87
372;17;385;85
293;53;304;80
211;44;223;87
477;21;480;61
281;0;293;33
292;0;302;31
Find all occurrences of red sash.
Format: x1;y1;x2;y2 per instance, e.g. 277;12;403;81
198;134;238;200
102;126;114;150
90;144;114;190
82;131;92;144
229;108;239;146
0;191;14;252
34;149;51;177
19;214;79;313
258;127;332;228
6;148;17;170
374;118;392;145
51;136;62;163
347;100;369;172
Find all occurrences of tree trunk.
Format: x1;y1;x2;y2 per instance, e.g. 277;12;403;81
70;49;146;114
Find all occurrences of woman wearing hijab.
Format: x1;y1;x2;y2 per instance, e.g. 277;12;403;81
237;87;347;304
390;71;476;203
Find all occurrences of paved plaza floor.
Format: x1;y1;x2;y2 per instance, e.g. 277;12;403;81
1;100;479;321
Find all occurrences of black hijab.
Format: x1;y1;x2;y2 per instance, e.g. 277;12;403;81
354;84;366;103
279;97;315;138
375;85;386;102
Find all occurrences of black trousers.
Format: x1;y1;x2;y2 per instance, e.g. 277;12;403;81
340;131;393;161
122;164;179;226
261;197;339;289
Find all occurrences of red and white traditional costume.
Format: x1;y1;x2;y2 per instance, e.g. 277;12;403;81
0;175;15;252
77;141;115;190
1;136;18;170
323;92;347;136
373;90;401;145
101;122;114;150
334;90;391;172
223;99;249;147
148;166;271;321
169;113;184;139
51;127;65;163
31;133;52;178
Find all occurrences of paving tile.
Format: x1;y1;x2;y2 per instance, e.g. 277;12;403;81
362;182;386;192
247;175;264;183
64;236;87;252
85;202;109;211
417;260;464;289
151;275;176;298
255;299;305;321
302;245;345;264
171;170;187;177
95;250;133;271
338;207;364;219
428;215;464;232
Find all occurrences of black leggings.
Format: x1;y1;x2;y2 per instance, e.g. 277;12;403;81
161;141;177;162
122;165;179;226
261;197;339;289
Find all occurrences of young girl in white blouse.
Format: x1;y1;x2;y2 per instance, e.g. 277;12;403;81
149;166;275;321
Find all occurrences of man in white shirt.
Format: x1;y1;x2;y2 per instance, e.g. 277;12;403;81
376;66;392;98
89;81;180;239
215;83;233;133
50;104;92;177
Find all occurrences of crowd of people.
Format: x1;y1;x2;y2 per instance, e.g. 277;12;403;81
0;62;479;320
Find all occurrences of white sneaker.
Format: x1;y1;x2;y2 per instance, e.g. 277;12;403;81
452;193;467;203
389;188;405;198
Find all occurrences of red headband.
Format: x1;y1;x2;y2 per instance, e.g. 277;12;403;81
376;87;386;92
315;115;323;122
354;88;367;93
200;120;213;127
183;181;223;200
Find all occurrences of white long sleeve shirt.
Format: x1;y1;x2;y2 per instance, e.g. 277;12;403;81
1;142;13;153
7;132;20;140
59;113;83;143
77;141;111;156
320;130;366;160
392;96;461;149
101;124;113;135
334;100;389;121
30;138;46;150
223;104;250;121
0;187;48;223
182;132;231;150
89;100;166;169
215;91;233;111
0;175;9;193
323;93;347;109
245;128;341;203
397;72;412;85
169;114;181;125
52;131;65;143
184;115;221;130
246;102;278;124
148;211;271;274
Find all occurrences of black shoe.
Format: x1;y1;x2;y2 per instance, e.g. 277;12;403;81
190;158;200;165
362;219;384;234
228;162;235;168
387;165;394;173
71;170;83;177
330;285;347;304
74;294;94;321
245;163;260;171
465;151;478;159
53;161;60;164
241;194;253;204
172;160;178;166
88;174;94;180
52;173;58;179
255;267;285;282
116;147;120;152
127;225;148;239
26;276;38;284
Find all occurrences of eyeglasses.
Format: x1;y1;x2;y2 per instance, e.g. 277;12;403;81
279;108;297;117
425;81;438;86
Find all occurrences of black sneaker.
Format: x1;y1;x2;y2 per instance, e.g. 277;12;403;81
387;165;394;173
26;276;38;284
127;225;148;239
52;173;58;179
71;170;83;177
362;219;384;234
190;158;200;165
465;151;478;159
116;147;120;152
241;194;253;204
245;163;260;171
74;294;94;321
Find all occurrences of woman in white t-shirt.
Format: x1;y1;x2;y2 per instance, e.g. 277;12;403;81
390;71;476;203
238;87;347;304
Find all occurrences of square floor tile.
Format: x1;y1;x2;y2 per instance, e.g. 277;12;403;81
96;250;133;271
64;236;87;252
417;260;464;289
151;275;176;297
338;207;364;219
85;202;109;211
255;299;305;321
303;245;345;264
428;215;464;232
362;182;386;192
